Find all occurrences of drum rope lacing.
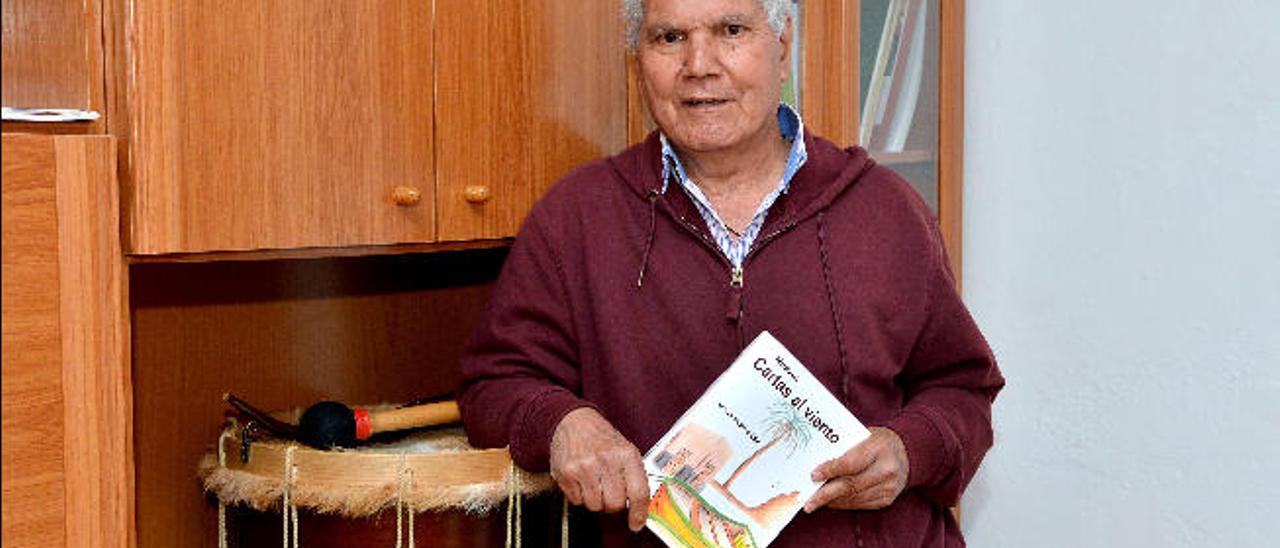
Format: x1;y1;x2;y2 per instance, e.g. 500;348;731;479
505;460;522;547
216;428;233;548
395;452;416;548
282;445;300;548
506;460;573;547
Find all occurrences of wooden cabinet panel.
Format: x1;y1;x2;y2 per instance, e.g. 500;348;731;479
800;0;861;147
434;0;628;241
1;0;104;113
126;0;626;253
127;1;435;254
2;134;132;547
2;135;67;548
937;0;965;281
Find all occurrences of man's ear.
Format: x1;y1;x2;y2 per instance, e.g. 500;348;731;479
779;15;795;80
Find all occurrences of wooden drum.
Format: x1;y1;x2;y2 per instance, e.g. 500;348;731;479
200;421;563;547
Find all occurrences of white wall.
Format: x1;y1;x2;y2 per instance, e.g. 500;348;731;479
961;1;1280;546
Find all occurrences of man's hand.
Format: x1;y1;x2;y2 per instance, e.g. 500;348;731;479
804;427;910;512
549;408;650;531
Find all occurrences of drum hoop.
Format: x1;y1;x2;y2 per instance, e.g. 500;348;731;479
199;422;553;517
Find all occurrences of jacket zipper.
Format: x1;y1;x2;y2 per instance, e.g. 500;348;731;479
669;205;734;270
729;264;746;347
657;194;804;344
745;221;800;263
729;221;799;345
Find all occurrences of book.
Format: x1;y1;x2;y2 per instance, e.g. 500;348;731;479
643;331;870;548
859;0;927;153
859;0;906;147
878;0;927;153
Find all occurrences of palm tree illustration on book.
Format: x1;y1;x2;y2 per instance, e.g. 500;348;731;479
648;401;814;547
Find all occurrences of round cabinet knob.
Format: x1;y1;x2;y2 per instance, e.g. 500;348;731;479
463;185;491;204
392;185;421;207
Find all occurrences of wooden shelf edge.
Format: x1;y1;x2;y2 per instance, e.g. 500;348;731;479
869;149;935;165
1;120;104;135
126;239;513;265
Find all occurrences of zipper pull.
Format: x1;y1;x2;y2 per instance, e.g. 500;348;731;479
726;265;745;322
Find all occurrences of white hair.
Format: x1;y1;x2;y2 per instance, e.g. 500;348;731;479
621;0;794;50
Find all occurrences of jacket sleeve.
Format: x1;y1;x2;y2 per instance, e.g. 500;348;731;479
457;212;595;472
886;225;1005;508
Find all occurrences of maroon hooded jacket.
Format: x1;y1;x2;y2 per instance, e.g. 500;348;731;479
459;131;1004;547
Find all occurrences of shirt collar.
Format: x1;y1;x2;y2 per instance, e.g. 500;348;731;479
659;103;807;194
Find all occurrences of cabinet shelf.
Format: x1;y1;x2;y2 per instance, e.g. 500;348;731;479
125;238;513;265
870;149;935;166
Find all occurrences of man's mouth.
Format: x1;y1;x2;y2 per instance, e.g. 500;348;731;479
683;98;730;108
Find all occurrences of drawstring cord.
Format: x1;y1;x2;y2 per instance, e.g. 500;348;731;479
636;189;660;288
816;211;852;403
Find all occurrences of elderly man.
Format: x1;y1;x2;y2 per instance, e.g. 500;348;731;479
459;0;1004;545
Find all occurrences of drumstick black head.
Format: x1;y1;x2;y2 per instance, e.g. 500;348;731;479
298;401;356;449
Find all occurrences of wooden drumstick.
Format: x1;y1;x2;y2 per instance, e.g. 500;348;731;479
297;400;461;449
223;393;298;438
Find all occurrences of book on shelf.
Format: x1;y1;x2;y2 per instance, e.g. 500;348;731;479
859;0;903;147
859;0;928;153
643;331;870;548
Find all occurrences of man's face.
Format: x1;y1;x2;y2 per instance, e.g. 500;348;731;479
636;0;792;155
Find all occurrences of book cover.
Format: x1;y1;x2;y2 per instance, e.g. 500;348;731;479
643;331;870;548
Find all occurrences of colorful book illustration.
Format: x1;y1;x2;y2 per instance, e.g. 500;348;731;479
644;331;870;548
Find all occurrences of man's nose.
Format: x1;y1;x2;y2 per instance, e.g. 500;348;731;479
681;33;721;79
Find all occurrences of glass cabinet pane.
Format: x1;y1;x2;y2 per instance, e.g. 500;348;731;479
859;0;940;212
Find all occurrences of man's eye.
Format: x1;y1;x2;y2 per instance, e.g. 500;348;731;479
660;31;683;44
725;24;744;36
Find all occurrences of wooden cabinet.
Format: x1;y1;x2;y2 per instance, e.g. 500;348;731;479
435;0;627;241
124;0;627;255
0;0;107;134
126;1;437;254
0;0;104;113
1;134;132;547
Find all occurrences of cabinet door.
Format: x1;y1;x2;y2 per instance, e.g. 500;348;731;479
2;134;132;547
127;1;435;254
1;0;107;133
435;0;628;241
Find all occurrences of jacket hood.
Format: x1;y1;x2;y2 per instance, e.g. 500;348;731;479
605;130;877;230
